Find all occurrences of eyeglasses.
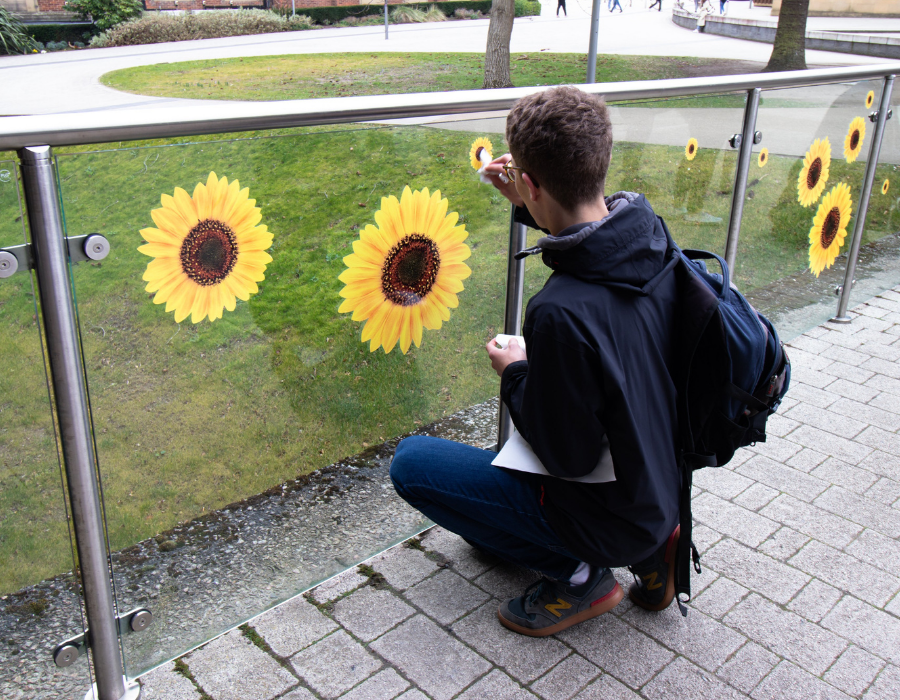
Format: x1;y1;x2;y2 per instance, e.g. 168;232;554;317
502;163;528;182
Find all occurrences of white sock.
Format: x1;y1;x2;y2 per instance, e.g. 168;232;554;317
568;561;590;586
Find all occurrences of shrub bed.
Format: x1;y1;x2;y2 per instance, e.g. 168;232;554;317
92;0;540;47
276;0;540;24
92;10;314;47
26;22;95;46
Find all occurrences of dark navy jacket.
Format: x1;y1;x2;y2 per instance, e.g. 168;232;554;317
500;192;680;566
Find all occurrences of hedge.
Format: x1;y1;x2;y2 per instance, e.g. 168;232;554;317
26;22;95;44
276;0;540;24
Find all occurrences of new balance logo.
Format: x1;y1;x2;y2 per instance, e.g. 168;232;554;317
545;598;572;618
642;572;662;591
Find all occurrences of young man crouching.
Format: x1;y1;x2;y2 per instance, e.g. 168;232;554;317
390;86;681;636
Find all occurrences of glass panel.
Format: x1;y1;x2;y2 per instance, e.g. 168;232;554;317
0;161;90;697
737;78;895;339
54;122;513;676
523;93;747;303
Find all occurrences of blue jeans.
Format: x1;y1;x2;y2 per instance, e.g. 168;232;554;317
390;436;582;581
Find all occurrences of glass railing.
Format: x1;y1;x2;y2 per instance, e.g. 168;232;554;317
0;161;89;696
735;77;899;338
1;64;898;698
53;121;516;676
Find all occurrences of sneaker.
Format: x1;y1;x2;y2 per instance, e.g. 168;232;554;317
628;526;679;611
497;567;623;637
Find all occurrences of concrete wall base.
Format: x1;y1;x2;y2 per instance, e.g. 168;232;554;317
673;8;900;60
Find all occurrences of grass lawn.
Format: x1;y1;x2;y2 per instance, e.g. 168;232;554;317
2;106;898;593
99;52;758;103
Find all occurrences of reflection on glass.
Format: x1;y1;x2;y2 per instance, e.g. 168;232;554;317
0;161;89;697
53;122;512;676
737;79;898;336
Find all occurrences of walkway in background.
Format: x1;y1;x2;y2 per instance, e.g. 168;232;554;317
136;286;900;699
0;7;891;116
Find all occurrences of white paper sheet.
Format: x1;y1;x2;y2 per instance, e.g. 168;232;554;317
491;430;616;484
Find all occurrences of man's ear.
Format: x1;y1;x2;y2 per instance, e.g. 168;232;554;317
522;172;541;203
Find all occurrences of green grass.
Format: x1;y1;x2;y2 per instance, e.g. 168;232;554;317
99;52;757;102
2;116;899;594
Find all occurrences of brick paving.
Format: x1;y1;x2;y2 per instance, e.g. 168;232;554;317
139;290;900;700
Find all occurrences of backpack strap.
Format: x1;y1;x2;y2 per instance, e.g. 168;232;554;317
675;455;703;617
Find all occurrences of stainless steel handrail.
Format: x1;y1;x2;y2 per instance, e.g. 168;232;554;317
1;64;899;149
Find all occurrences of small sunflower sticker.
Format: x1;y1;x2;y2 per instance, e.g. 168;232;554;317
843;117;866;163
808;182;852;278
138;172;272;324
469;137;493;171
685;138;698;161
866;90;875;109
883;179;890;195
797;138;831;208
758;148;769;168
338;186;471;354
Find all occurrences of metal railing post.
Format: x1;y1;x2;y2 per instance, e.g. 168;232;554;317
497;207;527;449
18;146;132;700
586;0;601;83
833;75;895;323
723;87;761;271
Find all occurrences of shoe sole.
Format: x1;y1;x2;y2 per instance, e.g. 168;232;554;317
628;526;679;612
496;582;624;637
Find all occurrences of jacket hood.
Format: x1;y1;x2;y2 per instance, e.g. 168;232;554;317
538;192;677;295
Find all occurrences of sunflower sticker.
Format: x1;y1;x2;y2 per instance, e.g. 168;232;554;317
797;138;831;208
469;137;493;171
685;138;698;161
809;183;852;278
338;186;471;354
883;179;890;195
866;90;875;109
844;117;866;163
138;172;273;324
758;148;769;168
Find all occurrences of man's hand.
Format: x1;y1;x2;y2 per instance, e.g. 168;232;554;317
482;154;525;207
485;337;527;377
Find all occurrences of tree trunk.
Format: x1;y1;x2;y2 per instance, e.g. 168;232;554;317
764;0;810;72
483;0;515;89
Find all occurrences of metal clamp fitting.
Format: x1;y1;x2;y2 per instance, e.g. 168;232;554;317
52;607;153;668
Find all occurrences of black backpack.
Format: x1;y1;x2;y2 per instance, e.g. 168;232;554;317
670;243;791;615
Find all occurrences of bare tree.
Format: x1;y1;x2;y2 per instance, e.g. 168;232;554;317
483;0;515;89
764;0;810;72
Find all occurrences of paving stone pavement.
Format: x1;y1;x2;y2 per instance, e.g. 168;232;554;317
139;289;900;699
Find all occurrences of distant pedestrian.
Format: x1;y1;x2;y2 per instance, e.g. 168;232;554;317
719;0;727;13
649;0;661;9
610;0;623;11
557;0;567;15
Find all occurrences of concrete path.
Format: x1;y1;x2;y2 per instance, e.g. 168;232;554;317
136;285;900;699
0;6;890;116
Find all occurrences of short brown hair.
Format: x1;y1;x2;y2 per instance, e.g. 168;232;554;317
506;87;613;211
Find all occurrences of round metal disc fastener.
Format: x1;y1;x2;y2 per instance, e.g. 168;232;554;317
83;234;110;261
0;250;18;279
54;644;80;668
130;609;152;632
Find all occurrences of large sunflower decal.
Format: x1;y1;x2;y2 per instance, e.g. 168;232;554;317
338;186;471;354
470;137;493;170
797;138;831;208
138;172;273;324
758;148;769;168
809;183;852;278
866;90;875;109
844;117;866;163
685;138;698;161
